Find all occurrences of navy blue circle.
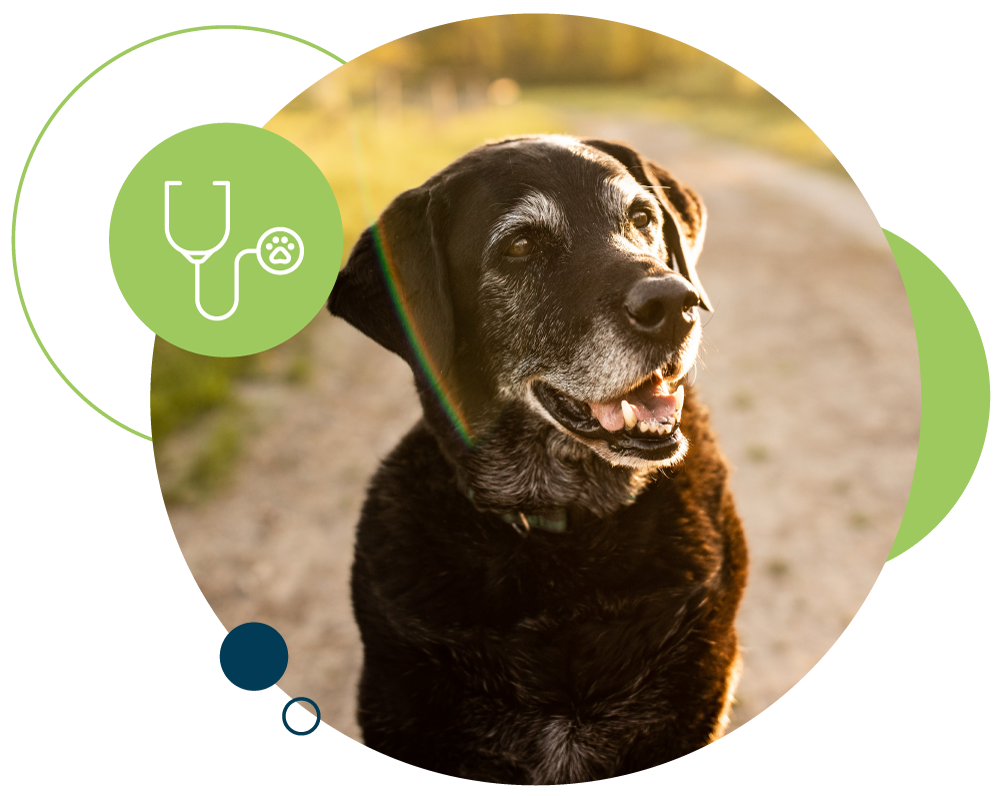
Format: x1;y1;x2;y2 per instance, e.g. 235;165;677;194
219;622;288;691
282;697;321;736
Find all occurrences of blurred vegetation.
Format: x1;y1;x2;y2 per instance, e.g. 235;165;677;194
152;332;313;504
151;340;259;441
313;15;803;96
152;15;844;500
285;16;844;176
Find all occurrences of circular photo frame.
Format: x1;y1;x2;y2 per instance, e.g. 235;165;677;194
10;14;989;790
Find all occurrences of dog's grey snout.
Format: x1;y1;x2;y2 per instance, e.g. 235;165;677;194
624;276;700;342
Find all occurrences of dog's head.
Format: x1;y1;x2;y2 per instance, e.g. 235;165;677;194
330;135;709;470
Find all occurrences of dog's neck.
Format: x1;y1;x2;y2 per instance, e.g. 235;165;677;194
441;402;655;519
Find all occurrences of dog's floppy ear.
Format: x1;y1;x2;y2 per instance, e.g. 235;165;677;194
328;185;455;380
583;139;712;312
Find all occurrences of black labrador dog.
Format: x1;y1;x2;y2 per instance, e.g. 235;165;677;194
329;136;747;784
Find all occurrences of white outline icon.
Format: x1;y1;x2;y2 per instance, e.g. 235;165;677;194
164;181;304;322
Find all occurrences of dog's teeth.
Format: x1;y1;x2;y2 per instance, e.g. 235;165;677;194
675;384;685;413
639;421;649;433
621;401;637;430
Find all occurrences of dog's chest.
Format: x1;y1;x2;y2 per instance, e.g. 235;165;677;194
354;424;735;781
476;579;685;684
376;472;713;683
448;584;693;783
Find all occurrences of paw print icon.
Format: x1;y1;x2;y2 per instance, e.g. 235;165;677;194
266;236;294;265
257;227;305;275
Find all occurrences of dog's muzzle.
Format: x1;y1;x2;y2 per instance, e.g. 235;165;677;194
530;273;701;462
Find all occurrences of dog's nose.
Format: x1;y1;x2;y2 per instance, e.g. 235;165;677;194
625;276;700;341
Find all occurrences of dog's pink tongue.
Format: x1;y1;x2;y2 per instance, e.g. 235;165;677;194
590;401;626;431
587;377;682;432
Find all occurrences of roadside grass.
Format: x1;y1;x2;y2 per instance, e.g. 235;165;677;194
151;330;313;504
150;339;260;441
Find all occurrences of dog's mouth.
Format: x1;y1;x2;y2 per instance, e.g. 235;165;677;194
532;368;685;461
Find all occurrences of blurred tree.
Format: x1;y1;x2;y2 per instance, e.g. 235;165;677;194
290;14;764;111
368;15;757;94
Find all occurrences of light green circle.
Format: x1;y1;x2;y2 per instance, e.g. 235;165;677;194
110;123;342;357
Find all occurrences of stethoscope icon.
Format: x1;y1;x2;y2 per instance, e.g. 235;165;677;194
164;180;305;321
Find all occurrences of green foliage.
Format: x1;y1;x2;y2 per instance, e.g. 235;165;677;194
151;328;317;504
150;338;258;440
185;417;243;493
288;16;844;177
418;16;679;84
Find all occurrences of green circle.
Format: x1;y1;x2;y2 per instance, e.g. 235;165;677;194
110;123;342;357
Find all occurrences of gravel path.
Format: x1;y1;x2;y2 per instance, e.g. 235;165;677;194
164;116;919;742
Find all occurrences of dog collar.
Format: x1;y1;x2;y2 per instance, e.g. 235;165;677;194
464;488;569;537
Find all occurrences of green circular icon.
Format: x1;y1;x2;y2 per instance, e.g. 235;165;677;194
110;123;342;357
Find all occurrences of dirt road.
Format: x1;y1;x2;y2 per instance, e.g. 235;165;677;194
164;115;919;742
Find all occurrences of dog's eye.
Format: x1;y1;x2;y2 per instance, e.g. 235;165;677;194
630;209;651;229
506;236;536;258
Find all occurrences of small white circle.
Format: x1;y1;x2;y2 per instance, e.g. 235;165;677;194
256;227;305;275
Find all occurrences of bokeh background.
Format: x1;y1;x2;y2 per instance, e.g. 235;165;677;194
153;16;919;742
